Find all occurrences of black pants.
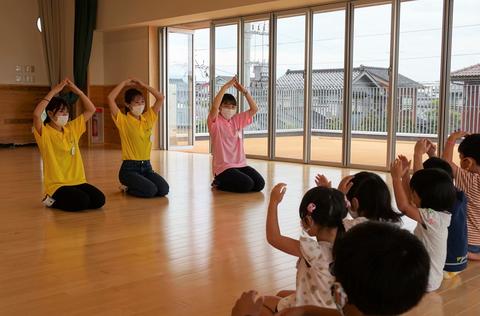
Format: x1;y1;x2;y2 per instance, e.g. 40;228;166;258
51;183;105;212
214;166;265;193
119;160;169;198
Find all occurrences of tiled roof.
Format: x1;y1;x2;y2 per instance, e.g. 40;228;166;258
451;64;480;81
276;65;421;89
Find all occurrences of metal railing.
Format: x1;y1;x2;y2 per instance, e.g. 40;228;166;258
171;81;480;138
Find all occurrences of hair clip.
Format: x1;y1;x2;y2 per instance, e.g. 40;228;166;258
307;203;316;214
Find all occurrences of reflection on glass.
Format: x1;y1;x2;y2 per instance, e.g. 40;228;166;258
275;15;306;160
310;10;345;163
168;32;193;147
395;0;443;164
215;24;238;96
350;4;391;167
244;20;269;157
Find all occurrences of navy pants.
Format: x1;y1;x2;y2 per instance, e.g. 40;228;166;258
214;166;265;193
119;160;169;198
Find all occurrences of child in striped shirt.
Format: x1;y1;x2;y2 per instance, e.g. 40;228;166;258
443;132;480;261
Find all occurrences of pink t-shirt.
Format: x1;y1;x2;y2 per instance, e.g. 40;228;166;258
208;111;253;176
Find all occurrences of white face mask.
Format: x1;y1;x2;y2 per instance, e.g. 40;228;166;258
221;108;236;120
130;105;145;116
54;114;69;127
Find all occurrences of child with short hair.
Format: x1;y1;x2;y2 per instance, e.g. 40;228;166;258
262;184;348;314
414;138;468;277
443;132;480;261
391;160;456;291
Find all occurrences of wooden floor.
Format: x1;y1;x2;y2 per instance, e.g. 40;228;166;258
0;146;478;316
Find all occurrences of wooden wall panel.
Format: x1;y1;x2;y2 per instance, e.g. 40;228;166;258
0;85;50;145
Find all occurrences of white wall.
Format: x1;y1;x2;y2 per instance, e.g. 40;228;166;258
103;27;150;85
0;0;48;85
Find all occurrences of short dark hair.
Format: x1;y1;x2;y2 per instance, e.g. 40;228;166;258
423;157;453;179
458;134;480;164
333;222;429;315
124;88;143;113
44;97;70;125
346;172;402;223
410;168;456;212
221;93;237;106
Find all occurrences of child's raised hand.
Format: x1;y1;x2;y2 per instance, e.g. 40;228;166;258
315;174;331;188
270;183;287;205
390;159;405;180
414;139;429;155
448;130;469;142
338;175;354;194
397;155;411;174
426;140;437;157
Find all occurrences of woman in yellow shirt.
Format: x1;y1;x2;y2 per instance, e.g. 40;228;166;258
32;78;105;211
107;78;169;198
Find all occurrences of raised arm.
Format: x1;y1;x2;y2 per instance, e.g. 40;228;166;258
107;79;131;118
398;154;413;202
33;80;67;135
132;78;164;113
208;77;236;122
266;183;302;257
413;139;428;172
443;131;468;176
65;79;96;121
390;159;422;223
234;81;258;116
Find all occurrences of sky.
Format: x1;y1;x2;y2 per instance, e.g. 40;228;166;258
168;0;480;84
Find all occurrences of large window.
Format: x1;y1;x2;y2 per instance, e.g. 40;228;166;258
449;0;480;165
243;19;270;157
310;9;345;164
193;28;211;154
395;0;443;164
215;24;238;95
275;14;306;160
350;3;391;167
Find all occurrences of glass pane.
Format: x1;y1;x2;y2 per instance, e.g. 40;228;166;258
168;32;193;147
311;10;345;163
215;24;238;96
275;15;306;160
350;4;391;167
193;28;210;154
449;0;480;165
244;20;269;157
395;0;443;164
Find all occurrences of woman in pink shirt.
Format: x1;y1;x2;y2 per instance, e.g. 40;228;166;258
208;77;265;193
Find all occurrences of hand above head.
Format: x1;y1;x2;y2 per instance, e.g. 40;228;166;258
390;159;407;180
52;79;68;94
338;175;354;194
315;174;332;188
270;183;287;205
397;154;411;172
65;78;83;94
426;140;437;157
231;291;264;316
414;139;429;156
223;76;238;89
448;130;469;142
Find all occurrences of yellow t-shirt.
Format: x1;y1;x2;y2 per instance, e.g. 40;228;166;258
33;115;87;196
112;107;157;161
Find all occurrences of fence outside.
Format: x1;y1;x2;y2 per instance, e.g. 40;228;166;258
171;82;479;138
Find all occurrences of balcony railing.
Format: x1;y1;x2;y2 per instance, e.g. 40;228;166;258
171;82;480;138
